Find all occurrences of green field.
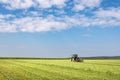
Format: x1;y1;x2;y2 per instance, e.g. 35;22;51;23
0;59;120;80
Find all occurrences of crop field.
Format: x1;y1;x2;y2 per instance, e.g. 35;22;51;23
0;59;120;80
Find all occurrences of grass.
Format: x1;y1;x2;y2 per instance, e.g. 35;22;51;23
0;59;120;80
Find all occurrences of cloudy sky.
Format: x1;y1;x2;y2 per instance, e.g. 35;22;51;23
0;0;120;57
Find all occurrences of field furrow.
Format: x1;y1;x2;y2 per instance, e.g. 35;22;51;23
0;59;120;80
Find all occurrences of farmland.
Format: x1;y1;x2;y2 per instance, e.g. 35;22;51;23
0;59;120;80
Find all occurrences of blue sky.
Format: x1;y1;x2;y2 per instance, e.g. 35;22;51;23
0;0;120;57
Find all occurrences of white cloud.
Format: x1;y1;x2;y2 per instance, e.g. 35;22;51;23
0;15;68;32
0;20;17;32
0;0;102;10
91;8;120;27
0;0;34;9
16;17;68;32
74;5;85;11
0;11;120;33
94;8;120;19
0;14;16;32
64;9;120;28
0;14;15;19
64;15;95;27
36;0;66;8
73;0;102;11
51;0;66;8
35;0;52;8
0;1;120;32
0;0;66;9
